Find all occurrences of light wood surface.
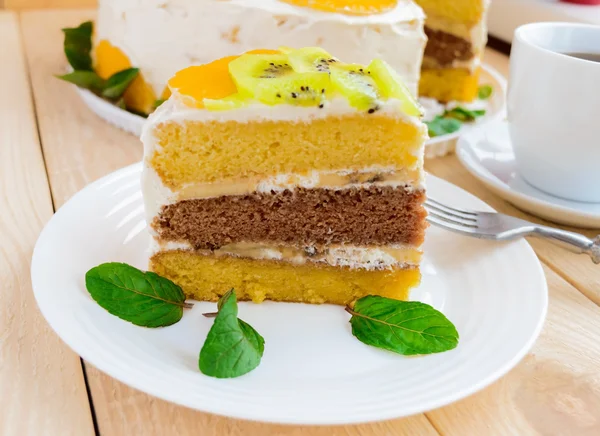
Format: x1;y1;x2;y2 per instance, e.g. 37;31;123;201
5;0;96;9
5;7;600;436
0;11;94;436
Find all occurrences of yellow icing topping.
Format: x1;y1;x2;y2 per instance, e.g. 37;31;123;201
281;0;398;15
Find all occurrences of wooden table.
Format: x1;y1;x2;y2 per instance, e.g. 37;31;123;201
2;8;600;436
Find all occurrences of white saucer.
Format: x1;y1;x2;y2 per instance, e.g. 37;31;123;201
31;163;547;425
76;64;506;159
457;121;600;229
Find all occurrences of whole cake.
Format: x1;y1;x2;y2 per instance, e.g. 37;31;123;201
95;0;426;114
416;0;490;102
141;47;428;305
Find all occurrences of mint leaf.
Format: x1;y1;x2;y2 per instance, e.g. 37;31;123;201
85;262;192;327
346;296;459;355
478;84;493;100
199;290;264;378
425;116;462;137
62;21;93;71
56;71;105;92
444;107;486;122
102;68;139;99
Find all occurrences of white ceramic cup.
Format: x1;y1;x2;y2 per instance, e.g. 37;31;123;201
508;23;600;203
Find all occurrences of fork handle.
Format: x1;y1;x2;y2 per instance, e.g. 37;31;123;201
530;227;600;264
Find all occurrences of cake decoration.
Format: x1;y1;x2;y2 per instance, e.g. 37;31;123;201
169;48;421;115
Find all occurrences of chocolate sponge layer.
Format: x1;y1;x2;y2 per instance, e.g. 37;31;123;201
424;27;473;66
153;186;427;249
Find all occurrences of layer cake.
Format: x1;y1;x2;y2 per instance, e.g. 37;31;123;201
141;47;428;305
415;0;490;102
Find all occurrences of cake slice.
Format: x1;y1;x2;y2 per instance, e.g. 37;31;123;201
416;0;490;102
141;47;428;306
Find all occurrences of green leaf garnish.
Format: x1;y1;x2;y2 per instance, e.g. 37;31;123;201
425;116;462;137
478;84;493;100
199;290;265;378
62;21;93;71
346;296;459;355
55;71;106;92
102;68;140;99
444;106;486;122
85;262;193;328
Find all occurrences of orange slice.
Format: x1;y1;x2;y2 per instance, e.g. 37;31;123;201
281;0;397;15
95;40;157;115
168;49;279;108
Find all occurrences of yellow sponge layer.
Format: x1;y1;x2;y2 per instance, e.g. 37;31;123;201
419;67;480;103
150;115;425;189
150;251;420;306
414;0;486;25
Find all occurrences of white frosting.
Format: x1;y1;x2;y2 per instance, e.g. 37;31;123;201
256;167;425;193
149;239;421;270
96;0;426;95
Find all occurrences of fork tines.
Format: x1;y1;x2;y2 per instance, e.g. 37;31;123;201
424;198;478;231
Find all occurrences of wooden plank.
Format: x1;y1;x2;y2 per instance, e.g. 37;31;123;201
427;265;600;435
20;9;439;436
6;0;96;9
0;11;94;436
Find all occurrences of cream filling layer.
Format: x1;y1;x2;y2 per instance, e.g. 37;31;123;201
142;165;425;225
150;239;422;270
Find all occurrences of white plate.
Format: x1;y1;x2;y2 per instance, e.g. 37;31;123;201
31;163;547;425
75;64;507;157
457;121;600;229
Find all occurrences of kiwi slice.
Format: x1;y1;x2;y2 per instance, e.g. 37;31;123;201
228;52;330;106
368;59;421;117
286;47;339;73
329;64;381;112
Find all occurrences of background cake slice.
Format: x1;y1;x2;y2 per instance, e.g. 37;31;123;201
142;47;428;305
416;0;490;102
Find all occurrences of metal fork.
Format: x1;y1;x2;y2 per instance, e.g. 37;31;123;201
425;198;600;264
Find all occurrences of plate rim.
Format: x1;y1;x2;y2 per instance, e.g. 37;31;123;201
31;163;548;425
456;120;600;228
